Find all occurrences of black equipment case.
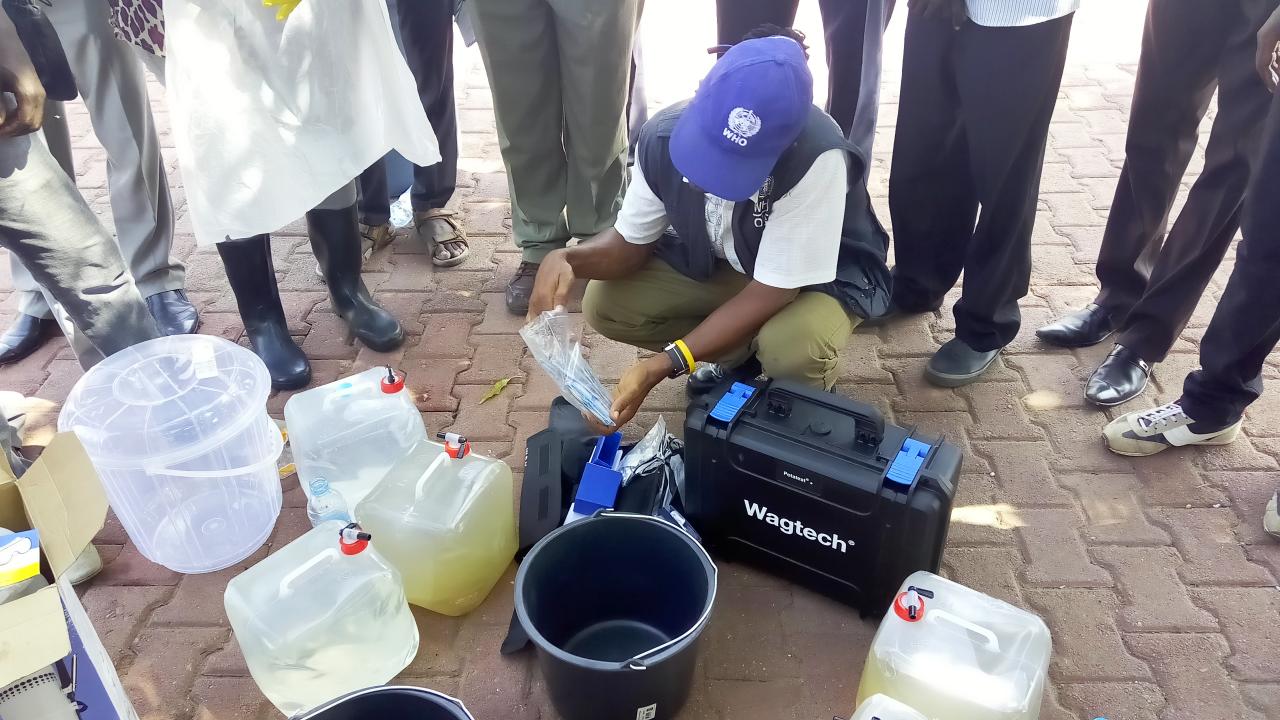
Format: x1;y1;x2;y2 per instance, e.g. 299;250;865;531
684;379;962;617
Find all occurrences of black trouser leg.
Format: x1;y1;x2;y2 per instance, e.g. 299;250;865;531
715;0;799;45
357;158;392;227
1093;0;1231;320
888;13;975;315
397;0;458;211
818;0;894;156
1115;0;1277;363
1179;92;1280;428
951;16;1072;351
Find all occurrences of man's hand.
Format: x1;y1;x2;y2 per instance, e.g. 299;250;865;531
0;13;46;138
1258;5;1280;92
526;248;576;321
584;354;671;435
908;0;967;28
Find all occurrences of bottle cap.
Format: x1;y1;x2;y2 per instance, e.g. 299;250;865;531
437;431;471;459
380;366;405;394
309;478;330;495
338;523;372;555
893;589;925;622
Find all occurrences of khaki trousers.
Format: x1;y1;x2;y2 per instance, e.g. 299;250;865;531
583;259;859;390
470;0;638;262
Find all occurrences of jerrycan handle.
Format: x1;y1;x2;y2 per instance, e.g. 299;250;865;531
277;524;370;595
930;608;1001;653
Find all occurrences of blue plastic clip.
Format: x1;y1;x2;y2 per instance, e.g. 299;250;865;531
885;437;931;489
709;382;756;423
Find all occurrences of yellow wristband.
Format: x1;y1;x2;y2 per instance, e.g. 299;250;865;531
674;339;695;371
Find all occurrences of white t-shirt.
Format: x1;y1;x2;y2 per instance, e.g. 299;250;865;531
966;0;1080;27
615;148;848;290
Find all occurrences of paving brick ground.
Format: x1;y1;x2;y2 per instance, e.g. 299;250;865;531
4;4;1280;719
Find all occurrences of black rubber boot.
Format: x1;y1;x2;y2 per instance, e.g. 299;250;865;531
307;204;405;352
217;234;312;390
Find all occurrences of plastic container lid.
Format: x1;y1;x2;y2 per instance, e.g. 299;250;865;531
58;335;272;470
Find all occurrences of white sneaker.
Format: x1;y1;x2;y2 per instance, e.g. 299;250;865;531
1103;401;1241;457
1265;491;1280;540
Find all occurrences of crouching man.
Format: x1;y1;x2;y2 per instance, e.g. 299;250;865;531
526;31;891;430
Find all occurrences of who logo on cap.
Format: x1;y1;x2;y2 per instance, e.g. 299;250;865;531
670;35;814;202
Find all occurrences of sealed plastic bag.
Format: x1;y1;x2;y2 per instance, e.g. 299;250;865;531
164;0;441;245
520;311;614;427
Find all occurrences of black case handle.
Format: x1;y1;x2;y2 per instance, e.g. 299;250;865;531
758;379;885;453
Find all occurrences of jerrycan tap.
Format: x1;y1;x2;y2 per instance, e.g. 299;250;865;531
339;523;372;555
381;366;406;394
438;432;471;459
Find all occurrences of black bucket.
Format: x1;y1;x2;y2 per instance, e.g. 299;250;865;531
297;686;473;720
515;512;717;720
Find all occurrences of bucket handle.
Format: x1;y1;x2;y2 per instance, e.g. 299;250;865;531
289;685;474;720
930;608;1001;653
140;418;284;478
594;511;719;672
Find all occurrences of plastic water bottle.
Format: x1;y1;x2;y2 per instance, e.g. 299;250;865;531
305;479;351;527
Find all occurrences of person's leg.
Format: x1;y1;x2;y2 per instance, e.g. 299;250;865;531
584;259;749;360
357;157;393;228
1180;93;1280;431
44;0;192;333
1104;90;1280;459
754;291;858;390
950;15;1073;352
715;0;799;45
470;0;571;264
396;0;468;264
887;12;973;313
1092;0;1231;321
818;0;894;159
0;133;159;368
551;0;637;243
2;104;75;364
307;182;405;351
627;26;648;157
1114;0;1274;364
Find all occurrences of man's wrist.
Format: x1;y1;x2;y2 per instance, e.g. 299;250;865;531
644;353;674;385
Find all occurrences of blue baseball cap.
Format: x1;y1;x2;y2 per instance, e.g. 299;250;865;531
670;36;814;202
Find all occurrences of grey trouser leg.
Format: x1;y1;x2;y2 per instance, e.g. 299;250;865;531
0;133;160;368
9;0;183;320
471;0;637;262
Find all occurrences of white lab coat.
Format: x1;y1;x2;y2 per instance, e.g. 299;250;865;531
163;0;441;245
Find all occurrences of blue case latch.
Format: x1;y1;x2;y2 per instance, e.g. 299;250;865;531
885;437;931;489
710;382;756;423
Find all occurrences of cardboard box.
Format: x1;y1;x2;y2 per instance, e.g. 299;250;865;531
0;432;138;719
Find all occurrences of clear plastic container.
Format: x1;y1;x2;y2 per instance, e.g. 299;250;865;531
305;478;351;527
855;571;1052;720
285;367;427;508
850;694;928;720
355;435;517;616
224;521;419;717
58;335;282;574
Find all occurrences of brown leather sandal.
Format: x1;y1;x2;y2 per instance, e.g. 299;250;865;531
417;208;470;268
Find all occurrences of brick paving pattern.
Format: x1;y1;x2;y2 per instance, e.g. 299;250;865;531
3;6;1280;719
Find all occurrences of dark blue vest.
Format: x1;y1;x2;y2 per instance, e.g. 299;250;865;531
635;101;892;319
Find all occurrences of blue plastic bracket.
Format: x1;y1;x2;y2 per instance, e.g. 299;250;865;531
885;437;931;489
710;382;756;423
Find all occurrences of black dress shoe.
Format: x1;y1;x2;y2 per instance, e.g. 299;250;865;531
685;356;763;398
145;289;200;336
925;338;1001;387
0;314;59;365
506;261;539;316
1035;303;1117;348
1086;344;1150;407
